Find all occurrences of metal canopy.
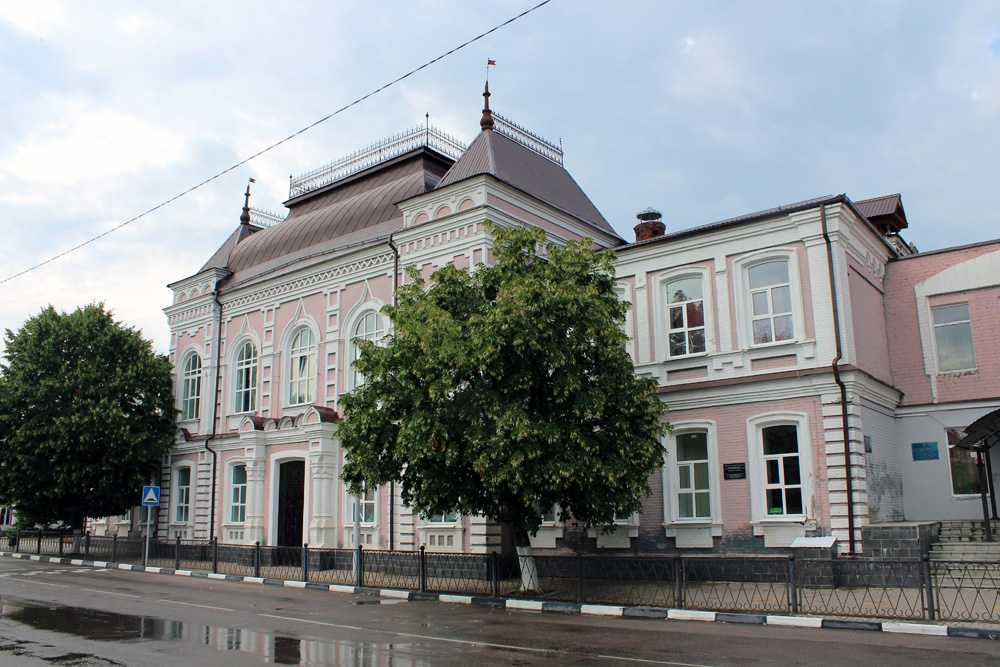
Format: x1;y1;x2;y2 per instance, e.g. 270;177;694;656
950;407;1000;541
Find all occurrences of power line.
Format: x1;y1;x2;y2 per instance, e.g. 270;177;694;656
1;0;552;286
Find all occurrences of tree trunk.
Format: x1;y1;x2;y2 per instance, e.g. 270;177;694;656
513;527;541;592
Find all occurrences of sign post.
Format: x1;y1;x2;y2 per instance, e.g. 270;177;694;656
141;486;160;567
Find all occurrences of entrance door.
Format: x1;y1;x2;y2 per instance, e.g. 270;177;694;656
276;460;305;547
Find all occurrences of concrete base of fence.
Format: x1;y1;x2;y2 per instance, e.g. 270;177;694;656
3;550;1000;643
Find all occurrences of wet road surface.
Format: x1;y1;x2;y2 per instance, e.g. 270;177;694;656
2;557;1000;666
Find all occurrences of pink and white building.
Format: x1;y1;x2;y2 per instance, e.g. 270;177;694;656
151;90;1000;555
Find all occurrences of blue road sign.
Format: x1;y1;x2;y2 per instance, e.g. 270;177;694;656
142;486;161;506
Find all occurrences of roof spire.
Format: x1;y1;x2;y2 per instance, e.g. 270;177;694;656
240;178;255;225
480;81;494;132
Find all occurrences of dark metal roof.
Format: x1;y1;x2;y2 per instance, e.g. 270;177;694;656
199;222;261;273
434;129;618;238
853;193;908;232
954;407;1000;450
224;150;449;278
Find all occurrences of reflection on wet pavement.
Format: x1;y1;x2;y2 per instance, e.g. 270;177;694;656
0;596;428;665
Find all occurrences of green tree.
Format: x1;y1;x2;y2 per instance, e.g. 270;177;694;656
0;303;176;528
339;223;668;549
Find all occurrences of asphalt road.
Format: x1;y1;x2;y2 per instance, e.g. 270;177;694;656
1;557;999;666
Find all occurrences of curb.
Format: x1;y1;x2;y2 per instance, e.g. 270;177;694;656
4;551;999;641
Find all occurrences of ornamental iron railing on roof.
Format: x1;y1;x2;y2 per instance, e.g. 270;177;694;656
289;126;468;198
249;207;285;228
493;112;563;166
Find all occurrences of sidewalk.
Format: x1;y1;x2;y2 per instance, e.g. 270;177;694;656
5;550;1000;642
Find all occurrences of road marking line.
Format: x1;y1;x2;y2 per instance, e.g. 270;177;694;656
260;614;363;630
261;613;714;665
82;588;140;598
158;599;234;612
23;581;69;588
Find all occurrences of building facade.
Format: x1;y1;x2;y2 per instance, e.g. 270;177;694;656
148;91;999;555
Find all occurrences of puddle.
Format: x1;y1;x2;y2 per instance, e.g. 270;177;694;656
0;597;429;665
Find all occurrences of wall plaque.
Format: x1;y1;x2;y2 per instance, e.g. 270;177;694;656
911;442;940;461
723;463;747;480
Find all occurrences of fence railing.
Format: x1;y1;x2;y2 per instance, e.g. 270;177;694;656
3;530;996;623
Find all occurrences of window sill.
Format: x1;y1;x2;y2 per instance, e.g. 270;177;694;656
936;368;978;376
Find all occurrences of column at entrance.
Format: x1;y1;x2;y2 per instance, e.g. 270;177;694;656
245;450;266;544
309;448;339;547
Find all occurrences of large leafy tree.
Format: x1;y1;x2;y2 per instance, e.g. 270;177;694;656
339;223;668;545
0;303;176;528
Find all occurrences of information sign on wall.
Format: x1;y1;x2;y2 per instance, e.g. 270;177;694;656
911;442;940;462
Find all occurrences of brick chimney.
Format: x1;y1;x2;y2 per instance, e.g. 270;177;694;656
633;207;664;242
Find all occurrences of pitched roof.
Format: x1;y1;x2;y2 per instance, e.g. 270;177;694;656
853;193;908;233
223;150;450;280
199;222;260;273
435;128;616;238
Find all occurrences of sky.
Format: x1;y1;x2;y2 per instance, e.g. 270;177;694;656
1;1;999;357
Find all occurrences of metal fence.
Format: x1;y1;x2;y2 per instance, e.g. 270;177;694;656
3;530;998;623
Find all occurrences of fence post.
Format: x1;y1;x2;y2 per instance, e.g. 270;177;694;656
355;544;364;587
84;532;90;560
111;534;118;563
673;555;684;609
37;528;42;555
576;553;585;605
212;537;218;574
490;551;500;599
59;529;64;557
419;546;426;593
15;529;20;553
254;541;261;578
174;534;181;570
922;554;936;621
788;554;798;614
302;544;309;582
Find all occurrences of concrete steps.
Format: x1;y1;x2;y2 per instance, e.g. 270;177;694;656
930;520;1000;562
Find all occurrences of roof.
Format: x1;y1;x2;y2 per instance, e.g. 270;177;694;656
853;193;908;233
954;407;1000;450
199;222;261;273
222;149;450;282
434;128;617;238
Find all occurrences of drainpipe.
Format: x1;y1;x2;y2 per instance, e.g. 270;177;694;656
820;205;856;555
387;232;400;551
206;278;226;542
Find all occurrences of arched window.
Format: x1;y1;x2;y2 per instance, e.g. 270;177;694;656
351;311;385;387
234;341;258;413
181;354;202;421
288;329;317;405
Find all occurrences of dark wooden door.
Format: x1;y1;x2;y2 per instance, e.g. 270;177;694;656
277;460;305;547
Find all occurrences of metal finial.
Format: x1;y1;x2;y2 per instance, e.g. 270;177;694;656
240;179;253;225
481;81;494;131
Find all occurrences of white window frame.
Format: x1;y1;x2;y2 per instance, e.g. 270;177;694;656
662;421;722;528
232;339;259;414
746;412;813;527
732;249;804;350
347;309;386;391
180;350;202;422
286;327;318;406
172;465;193;525
654;267;714;361
614;282;635;361
931;303;977;374
229;462;248;524
946;428;983;498
347;484;377;527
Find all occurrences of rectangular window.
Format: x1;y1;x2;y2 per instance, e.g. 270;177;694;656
933;303;976;372
230;465;247;523
428;511;459;523
948;428;982;495
666;276;706;356
351;486;376;525
676;431;711;519
175;468;191;524
748;261;794;345
761;425;803;515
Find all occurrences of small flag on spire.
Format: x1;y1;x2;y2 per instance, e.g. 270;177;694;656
487;59;496;66
249;177;256;183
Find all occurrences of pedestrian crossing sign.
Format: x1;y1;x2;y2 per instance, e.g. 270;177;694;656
142;486;160;506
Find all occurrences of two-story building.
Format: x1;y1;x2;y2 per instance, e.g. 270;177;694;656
145;88;999;556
